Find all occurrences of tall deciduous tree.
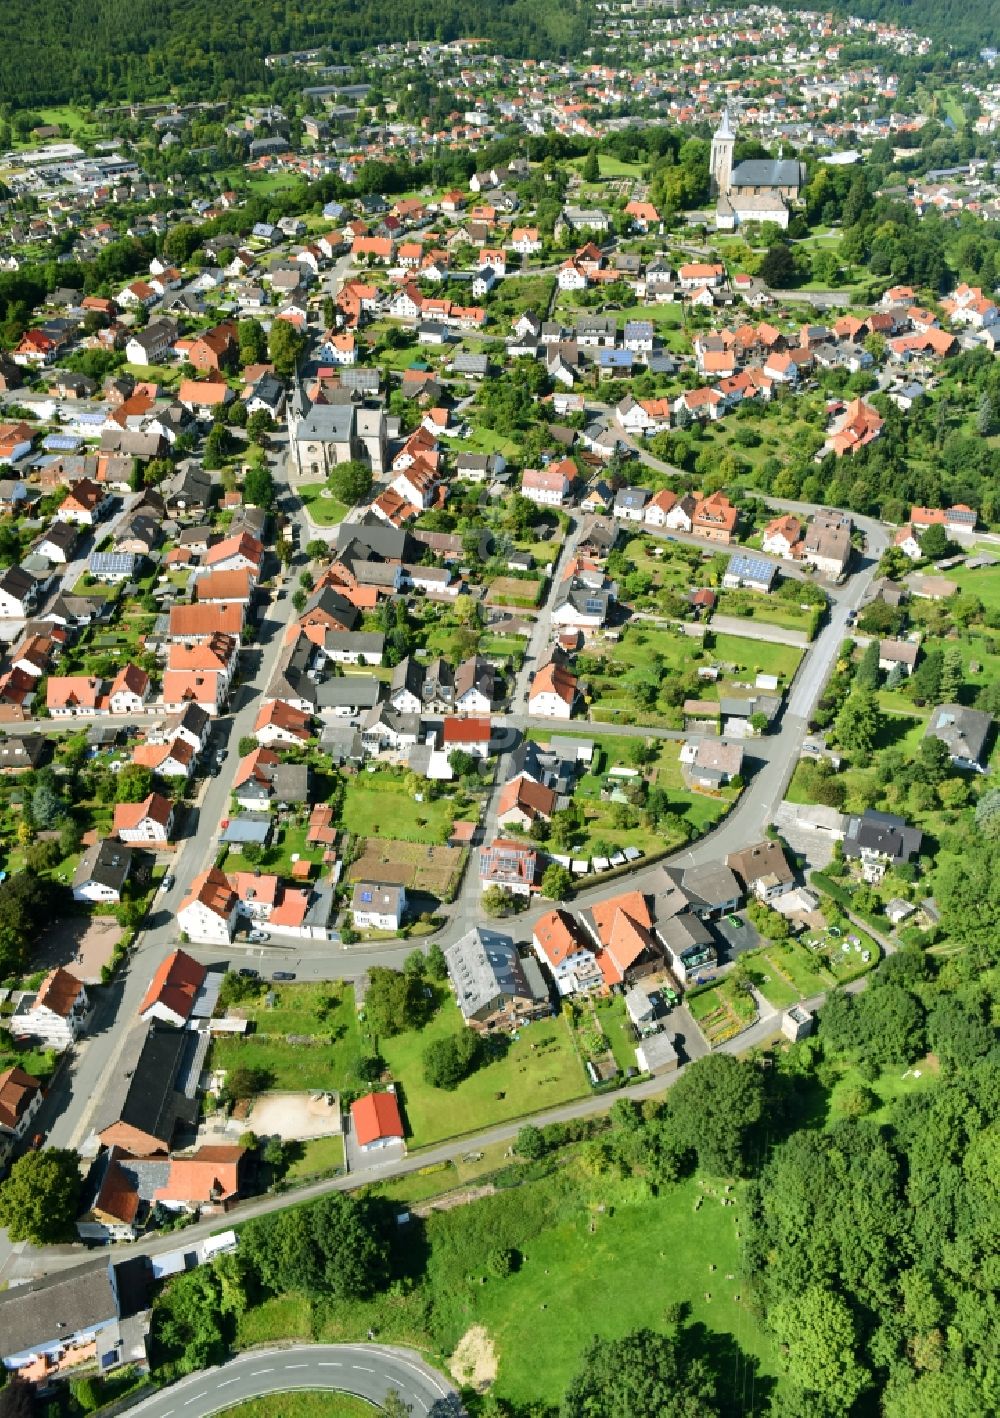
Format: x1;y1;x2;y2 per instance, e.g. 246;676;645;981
0;1149;81;1243
771;1286;870;1416
666;1054;765;1176
562;1329;718;1418
328;459;373;505
268;319;306;378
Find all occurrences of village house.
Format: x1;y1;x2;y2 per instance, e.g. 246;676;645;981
177;867;239;944
72;839;133;904
532;909;603;996
138;949;209;1028
351;882;406;932
726;840;795;902
445;926;548;1031
351;1090;405;1153
8;968;89;1049
113;792;175;844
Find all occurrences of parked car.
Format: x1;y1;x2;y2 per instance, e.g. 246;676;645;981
248;929;270;944
238;967;259;978
272;970;296;982
160;874;175;893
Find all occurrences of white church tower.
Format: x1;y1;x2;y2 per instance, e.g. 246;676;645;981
710;108;736;198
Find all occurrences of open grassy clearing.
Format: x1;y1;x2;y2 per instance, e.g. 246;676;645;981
827;1054;941;1125
237;1158;779;1410
474;1172;775;1408
211;982;366;1094
378;997;586;1149
341;776;474;846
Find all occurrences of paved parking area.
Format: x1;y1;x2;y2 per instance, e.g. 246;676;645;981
344;1119;406;1175
712;912;761;964
35;915;123;983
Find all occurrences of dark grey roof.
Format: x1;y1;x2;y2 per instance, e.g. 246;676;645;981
681;861;741;908
323;631;385;655
74;838;133;893
730;158;805;189
39;520;79;552
0;1260;118;1360
302;587;360;630
297;402;355;442
220;814;273;845
445;926;537;1020
843;810;922;863
391;655;425;700
92;1025;194;1148
315;675;381;710
925;703;992;764
657;910;713;954
0;733;48;769
337;520;409;561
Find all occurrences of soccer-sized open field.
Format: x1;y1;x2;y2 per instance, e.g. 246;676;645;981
348;839;466;898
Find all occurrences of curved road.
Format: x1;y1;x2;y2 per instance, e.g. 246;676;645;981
129;1345;463;1417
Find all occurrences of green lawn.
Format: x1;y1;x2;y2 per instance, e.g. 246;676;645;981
594;996;638;1073
578;625;802;722
473;1173;777;1409
342;776;470;846
711;632;803;681
827;1055;941;1125
949;559;1000;610
284;1133;345;1181
714;590;813;636
220;1391;372;1417
211;983;366;1093
446;424;519;459
225;823;322;878
479;633;527;661
235;1159;780;1410
744;940;833;1006
298;484;348;527
378;998;587;1149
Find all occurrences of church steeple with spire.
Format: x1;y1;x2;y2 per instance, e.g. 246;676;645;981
710;107;736;198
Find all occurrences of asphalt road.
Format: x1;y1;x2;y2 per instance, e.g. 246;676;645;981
128;1345;463;1418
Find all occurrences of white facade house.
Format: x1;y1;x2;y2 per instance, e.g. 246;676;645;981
532;910;603;996
177;868;239;945
351;882;406;932
8;968;89;1049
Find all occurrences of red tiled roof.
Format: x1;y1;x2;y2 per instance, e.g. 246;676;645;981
350;1091;404;1147
139;948;207;1021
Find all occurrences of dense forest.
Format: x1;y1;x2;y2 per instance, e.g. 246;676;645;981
0;0;591;109
796;0;999;52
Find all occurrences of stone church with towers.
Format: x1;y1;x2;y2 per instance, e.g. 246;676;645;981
710;108;806;231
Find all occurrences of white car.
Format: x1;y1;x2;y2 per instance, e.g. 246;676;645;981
248;929;270;944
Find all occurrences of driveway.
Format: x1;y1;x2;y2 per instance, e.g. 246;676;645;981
712;912;761;963
344;1120;406;1176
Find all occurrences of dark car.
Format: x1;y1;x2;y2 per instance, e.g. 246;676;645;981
238;967;260;979
272;971;296;982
